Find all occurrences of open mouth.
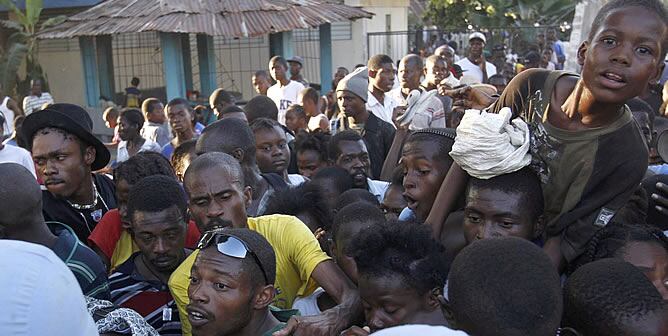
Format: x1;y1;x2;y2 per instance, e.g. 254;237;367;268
600;71;626;89
44;179;65;187
403;193;418;210
187;306;211;327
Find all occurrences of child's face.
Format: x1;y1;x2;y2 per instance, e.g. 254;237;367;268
463;187;536;244
621;241;668;301
358;273;437;333
580;6;666;104
285;110;305;133
401;140;451;221
297;149;327;179
254;126;290;175
298;94;317;116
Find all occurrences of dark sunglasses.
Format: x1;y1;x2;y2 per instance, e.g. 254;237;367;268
197;230;269;285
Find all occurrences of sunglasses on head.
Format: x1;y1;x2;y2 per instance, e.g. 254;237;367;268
197;230;269;285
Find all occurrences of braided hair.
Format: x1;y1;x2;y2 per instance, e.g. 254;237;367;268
573;222;668;273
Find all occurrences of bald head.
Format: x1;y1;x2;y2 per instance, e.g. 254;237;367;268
401;54;423;69
184;152;246;191
195;118;256;165
0;163;42;232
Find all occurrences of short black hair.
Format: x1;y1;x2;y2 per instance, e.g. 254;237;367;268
127;175;188;221
295;131;330;162
368;54;394;71
167;98;192;110
300;87;319;104
331;202;385;243
311;166;354;196
404;128;456;166
210;88;234;108
184;152;245;190
171;139;198;181
196;118;256;164
253;70;270;79
244;95;278;122
588;0;668;59
131;77;140;86
285;104;306;120
114;151;176;184
249;117;281;134
448;237;562;336
141;98;161;115
119;108;145;129
488;74;508;84
563;259;667;335
264;182;332;232
328;130;364;161
269;55;289;70
350;220;449;295
575;222;668;271
208;227;277;287
467;167;544;221
220;105;245;116
335;188;379;212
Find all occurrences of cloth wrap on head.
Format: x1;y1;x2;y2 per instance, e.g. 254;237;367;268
336;66;369;102
449;107;531;179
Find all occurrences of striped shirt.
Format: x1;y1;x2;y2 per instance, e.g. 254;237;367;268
22;92;54;115
48;221;110;300
109;253;182;335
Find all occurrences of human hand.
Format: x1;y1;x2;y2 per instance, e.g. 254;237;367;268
273;313;343;336
339;326;371;336
651;182;668;216
392;105;409;130
441;85;496;111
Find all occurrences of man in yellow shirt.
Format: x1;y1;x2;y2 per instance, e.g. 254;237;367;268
169;152;361;335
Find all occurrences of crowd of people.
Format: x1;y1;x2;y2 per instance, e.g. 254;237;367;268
1;0;668;335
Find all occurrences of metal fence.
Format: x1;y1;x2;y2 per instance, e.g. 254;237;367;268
367;27;564;61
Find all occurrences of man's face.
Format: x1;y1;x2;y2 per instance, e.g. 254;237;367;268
297;149;327;179
435;47;454;68
130;205;187;273
150;102;166;124
254;126;289;175
463;187;536;244
401;141;450;222
360;273;436;333
185;166;250;233
167;104;194;135
252;75;271;95
32;132;93;200
335;140;370;189
269;61;287;82
337;91;366;119
468;39;485;59
369;63;395;93
622;241;668;301
579;6;665;104
288;61;301;77
381;185;406;221
424;59;448;86
187;247;256;336
398;61;421;90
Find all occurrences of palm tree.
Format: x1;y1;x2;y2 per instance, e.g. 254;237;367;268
0;0;65;96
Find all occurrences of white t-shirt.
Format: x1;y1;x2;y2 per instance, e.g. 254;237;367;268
292;287;325;316
287;174;308;187
267;80;305;125
371;325;469;335
456;58;497;84
366;91;398;126
388;88;446;130
1;97;15;136
307;114;329;132
0;144;36;178
116;139;162;163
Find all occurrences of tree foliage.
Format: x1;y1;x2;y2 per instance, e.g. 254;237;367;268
0;0;65;97
425;0;577;28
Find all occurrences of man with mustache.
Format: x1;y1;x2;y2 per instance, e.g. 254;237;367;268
22;103;117;242
109;175;190;335
169;152;361;336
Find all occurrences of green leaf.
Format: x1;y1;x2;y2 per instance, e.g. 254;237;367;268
0;19;23;31
0;42;28;96
39;15;66;31
0;0;29;27
25;0;43;25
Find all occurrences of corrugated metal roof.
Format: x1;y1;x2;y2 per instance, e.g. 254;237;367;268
38;0;373;39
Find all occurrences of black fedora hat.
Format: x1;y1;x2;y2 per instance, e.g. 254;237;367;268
21;103;110;170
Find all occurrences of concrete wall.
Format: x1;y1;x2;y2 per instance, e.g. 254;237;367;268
35;39;86;107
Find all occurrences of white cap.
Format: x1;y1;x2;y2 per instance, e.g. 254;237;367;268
0;240;98;335
469;32;487;44
371;325;469;335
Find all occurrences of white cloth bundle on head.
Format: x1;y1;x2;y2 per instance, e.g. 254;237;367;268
396;89;438;127
449;107;531;179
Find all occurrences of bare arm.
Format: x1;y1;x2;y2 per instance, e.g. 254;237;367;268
274;260;361;336
380;128;408;181
7;98;23;117
425;163;469;239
